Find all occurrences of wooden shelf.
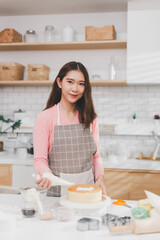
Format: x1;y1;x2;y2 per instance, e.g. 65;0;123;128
0;40;127;51
0;80;127;86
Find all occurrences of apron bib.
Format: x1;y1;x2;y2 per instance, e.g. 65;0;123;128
47;104;97;197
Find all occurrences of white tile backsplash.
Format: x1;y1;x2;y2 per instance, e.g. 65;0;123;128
1;85;160;158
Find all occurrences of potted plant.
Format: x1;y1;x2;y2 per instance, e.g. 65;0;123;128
154;114;160;120
153;114;160;131
0;115;21;151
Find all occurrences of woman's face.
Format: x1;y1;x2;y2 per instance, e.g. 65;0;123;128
57;70;85;104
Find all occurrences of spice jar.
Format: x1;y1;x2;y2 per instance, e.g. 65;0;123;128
24;29;37;43
62;26;74;42
44;25;54;42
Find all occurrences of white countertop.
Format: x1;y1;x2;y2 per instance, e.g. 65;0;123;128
0;151;33;166
0;194;159;240
103;158;160;171
0;152;160;171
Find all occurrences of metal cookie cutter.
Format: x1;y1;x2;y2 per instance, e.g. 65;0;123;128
108;216;131;228
77;218;100;231
88;219;100;231
101;213;118;226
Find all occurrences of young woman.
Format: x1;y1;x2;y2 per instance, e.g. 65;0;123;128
33;61;106;197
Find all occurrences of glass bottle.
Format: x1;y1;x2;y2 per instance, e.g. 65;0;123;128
24;29;37;43
109;56;117;80
44;25;54;42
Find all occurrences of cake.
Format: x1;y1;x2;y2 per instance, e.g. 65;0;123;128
67;184;102;203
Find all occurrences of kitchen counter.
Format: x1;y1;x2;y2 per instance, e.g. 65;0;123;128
0;152;160;171
103;158;160;171
0;151;33;166
0;194;159;240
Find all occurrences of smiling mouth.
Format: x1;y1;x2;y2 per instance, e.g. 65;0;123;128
69;94;78;98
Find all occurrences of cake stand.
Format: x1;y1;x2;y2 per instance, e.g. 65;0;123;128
59;195;112;216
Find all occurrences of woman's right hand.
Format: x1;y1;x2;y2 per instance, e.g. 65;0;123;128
35;171;52;189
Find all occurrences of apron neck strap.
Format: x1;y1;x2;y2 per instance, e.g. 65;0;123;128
57;103;60;126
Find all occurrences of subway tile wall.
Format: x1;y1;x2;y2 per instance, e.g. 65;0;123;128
0;85;160;159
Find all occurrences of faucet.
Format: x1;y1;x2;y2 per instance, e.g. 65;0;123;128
152;131;160;160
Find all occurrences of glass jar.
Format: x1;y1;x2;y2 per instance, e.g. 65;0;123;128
24;29;37;43
44;25;54;42
62;26;74;42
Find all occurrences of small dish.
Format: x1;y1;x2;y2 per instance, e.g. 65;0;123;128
21;208;36;217
38;204;53;221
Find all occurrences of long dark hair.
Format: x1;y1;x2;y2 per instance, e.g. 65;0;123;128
45;61;97;128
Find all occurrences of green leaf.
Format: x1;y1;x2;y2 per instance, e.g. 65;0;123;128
0;115;12;123
132;113;136;119
11;120;21;132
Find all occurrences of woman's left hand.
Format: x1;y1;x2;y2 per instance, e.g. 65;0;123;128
95;175;107;195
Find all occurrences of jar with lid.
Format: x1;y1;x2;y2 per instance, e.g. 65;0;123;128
62;26;74;42
44;25;54;42
24;29;37;43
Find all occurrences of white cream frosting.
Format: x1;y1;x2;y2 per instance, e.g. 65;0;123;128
76;187;94;192
25;188;40;203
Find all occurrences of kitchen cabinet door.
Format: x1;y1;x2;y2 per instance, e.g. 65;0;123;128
12;165;35;188
0;164;12;186
127;2;160;84
129;172;160;200
104;169;129;200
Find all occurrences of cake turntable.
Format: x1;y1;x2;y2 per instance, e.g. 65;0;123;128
60;195;112;210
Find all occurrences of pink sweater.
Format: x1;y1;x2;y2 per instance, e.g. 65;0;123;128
33;105;104;180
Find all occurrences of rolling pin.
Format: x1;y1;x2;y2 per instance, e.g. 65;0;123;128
109;214;160;234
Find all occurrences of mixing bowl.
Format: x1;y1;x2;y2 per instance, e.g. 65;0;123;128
20;187;47;203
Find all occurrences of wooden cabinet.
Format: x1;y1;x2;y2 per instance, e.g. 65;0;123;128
129;171;160;200
0;164;34;187
0;164;12;186
104;168;160;200
104;169;129;200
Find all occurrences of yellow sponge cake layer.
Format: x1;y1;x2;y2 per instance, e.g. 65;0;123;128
67;184;102;203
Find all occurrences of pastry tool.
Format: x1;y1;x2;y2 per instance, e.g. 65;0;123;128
113;199;132;208
101;213;118;225
77;218;100;231
32;172;74;186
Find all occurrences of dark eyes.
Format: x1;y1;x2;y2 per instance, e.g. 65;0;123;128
67;81;85;86
79;82;85;86
67;80;72;84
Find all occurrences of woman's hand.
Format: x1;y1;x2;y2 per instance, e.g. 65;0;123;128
95;175;106;195
35;170;52;189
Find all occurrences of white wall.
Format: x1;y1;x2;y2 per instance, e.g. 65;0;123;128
127;2;160;83
0;11;160;161
0;12;127;79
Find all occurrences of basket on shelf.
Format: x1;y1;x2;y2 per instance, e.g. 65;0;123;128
85;25;116;41
0;29;22;43
28;64;50;81
0;62;25;81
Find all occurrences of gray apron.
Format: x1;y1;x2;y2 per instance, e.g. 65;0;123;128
47;104;97;197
